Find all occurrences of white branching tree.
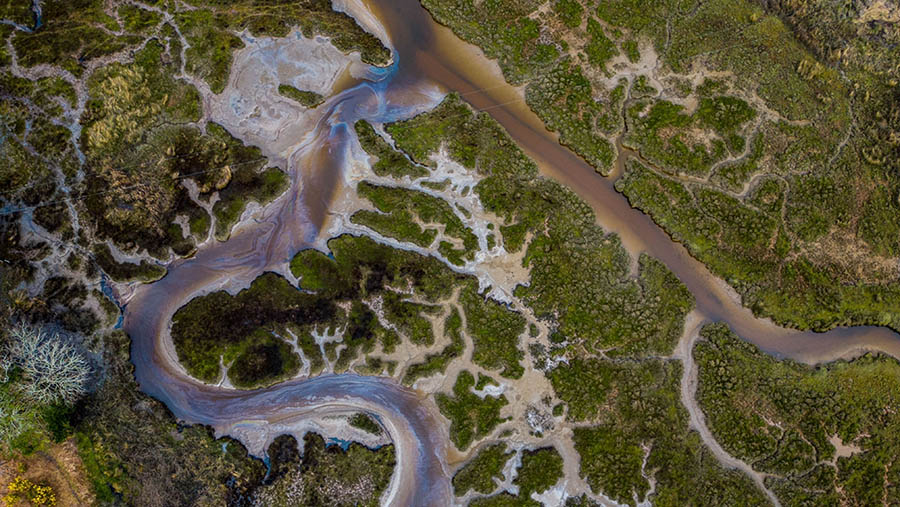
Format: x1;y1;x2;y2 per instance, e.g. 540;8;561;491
5;324;91;405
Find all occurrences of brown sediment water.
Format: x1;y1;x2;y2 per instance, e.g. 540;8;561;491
331;64;367;96
119;0;900;505
298;122;350;236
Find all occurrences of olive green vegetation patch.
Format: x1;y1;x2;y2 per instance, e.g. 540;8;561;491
623;97;752;178
6;269;101;334
352;181;478;265
616;160;900;333
348;413;382;435
379;291;438;346
387;94;693;364
710;132;765;192
174;234;477;384
460;286;526;379
419;0;900;338
452;442;512;496
622;39;640;63
584;18;617;71
255;432;395;506
858;186;900;258
695;323;900;505
332;300;402;373
0;0;35;28
515;446;564;498
118;4;162;34
293;232;543;376
553;0;583;28
458;446;573;505
0;72;81;209
402;307;464;385
469;492;526;506
171;272;326;384
289;233;464;300
0;129;56;205
436;370;509;451
353;356;397;376
525;58;617;173
172;273;385;385
418;0;618;173
175;9;244;94
175;0;390;66
355;120;429;178
277;84;325;107
548;355;768;505
350;208;436;249
92;243;166;283
519;229;694;359
227;329;300;388
11;0;140;74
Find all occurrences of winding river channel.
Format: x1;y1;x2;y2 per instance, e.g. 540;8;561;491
119;0;900;505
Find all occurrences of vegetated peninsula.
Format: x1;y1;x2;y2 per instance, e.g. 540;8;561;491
0;0;899;505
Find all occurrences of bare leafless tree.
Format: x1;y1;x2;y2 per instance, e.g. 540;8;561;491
6;324;91;405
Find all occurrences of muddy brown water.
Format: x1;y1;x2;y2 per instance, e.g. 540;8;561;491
120;0;900;505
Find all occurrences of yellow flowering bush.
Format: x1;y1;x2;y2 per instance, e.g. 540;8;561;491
3;476;56;506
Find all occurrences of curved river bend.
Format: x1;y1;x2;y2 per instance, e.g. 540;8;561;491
122;0;900;505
